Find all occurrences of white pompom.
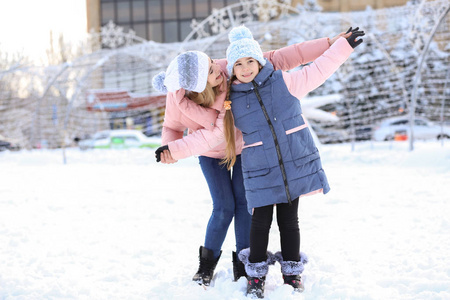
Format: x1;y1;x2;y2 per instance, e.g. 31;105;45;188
152;71;168;94
228;25;253;43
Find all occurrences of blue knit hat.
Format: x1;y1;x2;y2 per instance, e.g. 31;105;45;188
226;25;266;76
152;51;209;94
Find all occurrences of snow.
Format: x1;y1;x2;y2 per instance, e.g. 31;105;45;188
1;141;449;300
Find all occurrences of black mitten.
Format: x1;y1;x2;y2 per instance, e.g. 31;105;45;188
346;29;365;48
155;145;169;162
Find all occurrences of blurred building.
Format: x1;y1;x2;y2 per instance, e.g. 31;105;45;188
86;0;408;43
291;0;408;12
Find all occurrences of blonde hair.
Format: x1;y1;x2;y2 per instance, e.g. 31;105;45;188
222;75;237;170
222;61;262;170
186;83;219;108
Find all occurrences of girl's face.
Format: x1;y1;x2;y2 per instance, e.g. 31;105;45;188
233;57;260;83
207;58;223;88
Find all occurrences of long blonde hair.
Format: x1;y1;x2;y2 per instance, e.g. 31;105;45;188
222;61;263;170
186;83;219;108
222;75;237;170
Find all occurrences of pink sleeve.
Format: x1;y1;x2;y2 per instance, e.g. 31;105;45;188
161;90;219;144
283;37;353;99
161;92;185;145
263;38;330;71
215;58;229;77
167;110;226;160
161;125;184;145
215;38;330;75
176;94;219;131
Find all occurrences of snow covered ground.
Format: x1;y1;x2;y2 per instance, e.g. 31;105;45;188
1;141;449;300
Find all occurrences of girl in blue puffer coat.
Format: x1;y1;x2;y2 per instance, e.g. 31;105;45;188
222;25;364;298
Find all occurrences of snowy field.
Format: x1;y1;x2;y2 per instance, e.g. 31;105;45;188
1;141;449;300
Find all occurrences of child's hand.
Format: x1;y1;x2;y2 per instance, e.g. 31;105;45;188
329;29;352;46
346;27;365;48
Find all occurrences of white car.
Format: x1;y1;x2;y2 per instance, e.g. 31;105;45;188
372;116;450;141
309;123;349;144
79;130;160;150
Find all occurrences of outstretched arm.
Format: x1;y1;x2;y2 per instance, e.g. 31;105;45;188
266;29;354;71
216;30;352;73
284;29;364;98
263;38;330;71
283;37;355;99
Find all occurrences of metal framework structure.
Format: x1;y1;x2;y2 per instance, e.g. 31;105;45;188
0;0;448;153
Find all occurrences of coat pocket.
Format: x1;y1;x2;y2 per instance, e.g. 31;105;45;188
283;114;317;165
241;131;270;177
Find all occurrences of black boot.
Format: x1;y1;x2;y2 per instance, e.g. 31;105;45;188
247;276;265;298
192;246;221;286
232;251;247;281
283;274;304;292
239;248;276;298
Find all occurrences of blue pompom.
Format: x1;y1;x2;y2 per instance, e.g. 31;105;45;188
152;71;168;94
228;25;253;43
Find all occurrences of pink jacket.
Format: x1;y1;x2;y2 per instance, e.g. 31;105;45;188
161;38;331;160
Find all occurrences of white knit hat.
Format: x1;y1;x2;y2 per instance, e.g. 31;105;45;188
226;25;266;76
152;51;209;94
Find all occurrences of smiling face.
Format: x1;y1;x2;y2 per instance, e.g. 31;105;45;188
233;57;260;83
206;58;223;88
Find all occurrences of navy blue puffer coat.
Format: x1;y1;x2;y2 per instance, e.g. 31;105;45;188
229;37;353;212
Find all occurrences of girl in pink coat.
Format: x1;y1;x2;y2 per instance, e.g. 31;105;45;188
152;31;351;286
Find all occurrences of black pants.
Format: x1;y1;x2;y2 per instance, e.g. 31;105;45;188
249;198;300;263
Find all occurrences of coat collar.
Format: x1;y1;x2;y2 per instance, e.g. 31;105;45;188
230;59;274;92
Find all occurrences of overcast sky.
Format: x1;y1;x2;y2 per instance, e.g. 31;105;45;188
0;0;87;62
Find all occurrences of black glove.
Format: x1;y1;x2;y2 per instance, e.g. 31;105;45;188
346;27;359;34
346;27;365;48
155;145;169;162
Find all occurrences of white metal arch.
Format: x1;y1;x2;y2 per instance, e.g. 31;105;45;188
409;2;450;150
182;0;301;44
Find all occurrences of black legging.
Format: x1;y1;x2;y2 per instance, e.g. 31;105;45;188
249;198;300;263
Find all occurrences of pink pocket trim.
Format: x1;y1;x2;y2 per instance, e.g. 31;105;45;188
243;141;263;149
286;124;308;135
285;114;308;135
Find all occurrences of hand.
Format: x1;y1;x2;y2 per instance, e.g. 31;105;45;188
329;29;352;46
160;149;178;164
346;27;365;48
329;27;360;45
155;145;169;162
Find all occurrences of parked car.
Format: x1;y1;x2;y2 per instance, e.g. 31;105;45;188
78;130;160;150
310;123;349;144
353;125;373;141
0;135;20;151
372;116;450;141
0;140;12;151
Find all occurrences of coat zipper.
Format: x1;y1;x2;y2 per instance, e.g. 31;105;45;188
252;81;292;205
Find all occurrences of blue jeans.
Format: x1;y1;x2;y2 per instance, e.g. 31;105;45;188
199;155;251;259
